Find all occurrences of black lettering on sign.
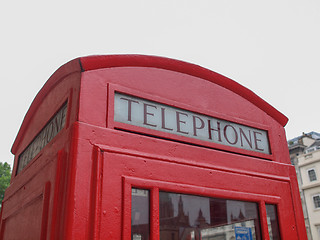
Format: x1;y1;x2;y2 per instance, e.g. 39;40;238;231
114;93;270;155
17;102;68;174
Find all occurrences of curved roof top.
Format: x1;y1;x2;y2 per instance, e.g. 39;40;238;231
80;55;288;126
12;55;288;154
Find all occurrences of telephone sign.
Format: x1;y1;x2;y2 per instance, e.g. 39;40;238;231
115;92;270;154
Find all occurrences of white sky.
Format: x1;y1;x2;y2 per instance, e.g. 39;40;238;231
1;1;320;167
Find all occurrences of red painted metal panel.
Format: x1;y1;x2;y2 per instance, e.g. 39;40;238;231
79;66;290;163
99;152;296;239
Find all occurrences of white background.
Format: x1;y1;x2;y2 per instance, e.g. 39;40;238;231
1;1;320;167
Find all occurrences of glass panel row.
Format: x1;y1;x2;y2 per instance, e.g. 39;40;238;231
131;188;280;240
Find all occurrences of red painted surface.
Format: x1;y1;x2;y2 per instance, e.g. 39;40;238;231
1;55;306;239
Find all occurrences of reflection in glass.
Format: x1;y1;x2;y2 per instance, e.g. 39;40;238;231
132;188;150;240
159;192;261;240
266;204;280;240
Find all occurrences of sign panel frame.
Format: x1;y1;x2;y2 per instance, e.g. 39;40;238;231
17;102;68;174
107;84;275;160
114;92;270;155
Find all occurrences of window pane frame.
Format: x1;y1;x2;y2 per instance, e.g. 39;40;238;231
124;176;281;240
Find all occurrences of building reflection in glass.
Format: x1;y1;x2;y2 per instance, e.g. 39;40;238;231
132;189;150;240
159;192;261;240
266;204;280;240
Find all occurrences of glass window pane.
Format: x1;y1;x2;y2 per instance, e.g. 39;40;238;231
266;204;281;240
313;195;320;209
159;192;261;240
317;225;320;239
308;169;317;182
132;188;150;240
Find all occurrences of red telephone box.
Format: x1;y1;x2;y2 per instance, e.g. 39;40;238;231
0;55;306;239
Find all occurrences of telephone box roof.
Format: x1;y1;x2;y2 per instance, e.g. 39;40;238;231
12;55;288;154
80;55;288;126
